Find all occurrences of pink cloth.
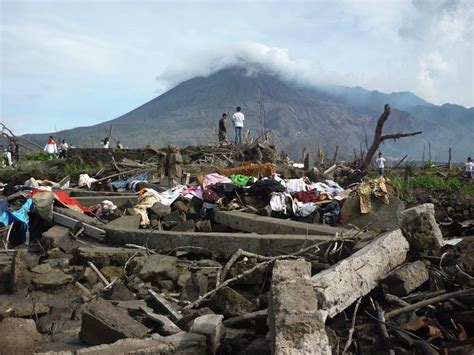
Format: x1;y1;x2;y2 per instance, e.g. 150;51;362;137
181;186;203;200
203;173;232;189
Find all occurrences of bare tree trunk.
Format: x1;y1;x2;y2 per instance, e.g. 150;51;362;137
448;147;452;169
428;141;432;161
361;105;422;171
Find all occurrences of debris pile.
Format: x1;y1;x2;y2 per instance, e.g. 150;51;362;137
0;144;473;354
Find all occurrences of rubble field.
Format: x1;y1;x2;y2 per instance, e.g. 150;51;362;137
0;142;473;354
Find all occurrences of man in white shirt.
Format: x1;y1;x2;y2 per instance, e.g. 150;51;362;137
466;157;473;179
231;106;245;144
375;152;387;175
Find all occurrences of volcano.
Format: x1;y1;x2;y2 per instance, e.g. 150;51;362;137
23;67;473;160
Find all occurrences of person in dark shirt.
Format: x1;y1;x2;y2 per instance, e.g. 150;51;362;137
218;113;228;142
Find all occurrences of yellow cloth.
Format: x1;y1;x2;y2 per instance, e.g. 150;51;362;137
357;176;390;214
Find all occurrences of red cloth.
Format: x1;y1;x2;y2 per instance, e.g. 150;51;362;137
30;189;94;213
294;191;319;203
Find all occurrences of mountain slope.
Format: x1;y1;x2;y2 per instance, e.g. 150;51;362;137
23;67;473;161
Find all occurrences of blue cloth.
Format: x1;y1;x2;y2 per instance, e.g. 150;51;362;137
0;198;33;242
234;127;243;144
109;172;148;190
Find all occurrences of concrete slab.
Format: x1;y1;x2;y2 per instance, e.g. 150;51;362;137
107;215;141;230
311;230;409;318
105;228;333;257
213;210;352;236
268;258;331;354
74;196;137;208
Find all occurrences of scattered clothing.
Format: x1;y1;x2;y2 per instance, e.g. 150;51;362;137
230;174;251;187
78;174;98;189
94;200;118;217
286;178;308;193
203;173;232;189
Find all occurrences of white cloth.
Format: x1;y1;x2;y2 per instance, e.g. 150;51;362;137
376;157;386;168
270;193;287;213
78;174;98;188
95;200;117;217
155;185;186;206
285;178;307;193
103;141;110;149
232;112;245;127
466;162;473;172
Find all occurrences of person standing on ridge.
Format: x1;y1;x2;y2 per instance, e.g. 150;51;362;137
44;136;58;160
232;106;245;144
218;113;228;142
375;152;387;175
466;157;473;179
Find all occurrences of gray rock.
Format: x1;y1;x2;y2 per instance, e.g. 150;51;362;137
0;318;43;354
181;272;208;301
341;194;405;232
401;204;445;253
149;202;172;218
42;225;75;253
190;314;225;354
139;255;179;283
173;200;189;214
32;269;73;289
80;298;149;345
162;210;185;223
195;219;212;232
212;287;258;318
31;263;52;274
384;260;430;296
171;220;195;232
107;215;141;230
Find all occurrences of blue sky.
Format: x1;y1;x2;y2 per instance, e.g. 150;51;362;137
1;0;472;135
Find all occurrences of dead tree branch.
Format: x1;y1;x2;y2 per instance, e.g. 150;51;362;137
361;104;423;171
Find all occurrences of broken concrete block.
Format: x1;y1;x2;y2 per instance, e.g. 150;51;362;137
401;204;444;253
83;266;98;285
176;307;215;331
190;314;225;354
80;298;149;345
107;215;141;230
10;249;29;293
269;258;331;354
74;246;146;266
163;210;185;223
195;219;212;232
0;318;43;354
13;303;50;317
115;300;153;315
181;272;208;302
100;266;124;280
141;309;182;335
311;230;409;318
41;225;74;253
31;263;52;274
139;255;178;283
0;252;13;293
105;283;136;301
75;332;207;354
171;219;195;232
149;202;172;217
342;194;405;232
173;200;189;214
383;260;430;296
212;287;258;318
32;269;73;289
